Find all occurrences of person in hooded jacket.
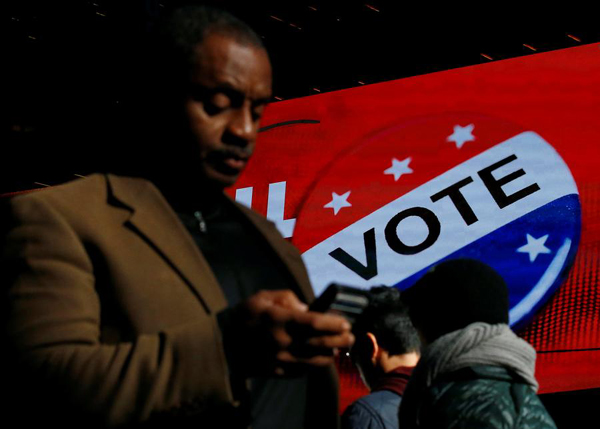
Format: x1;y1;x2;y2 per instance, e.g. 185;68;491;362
399;258;557;429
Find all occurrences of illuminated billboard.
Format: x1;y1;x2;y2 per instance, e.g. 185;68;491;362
227;43;600;404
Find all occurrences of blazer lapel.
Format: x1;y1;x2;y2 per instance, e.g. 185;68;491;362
106;174;228;314
233;198;316;303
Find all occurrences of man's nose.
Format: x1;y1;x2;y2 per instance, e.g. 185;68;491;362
226;104;257;146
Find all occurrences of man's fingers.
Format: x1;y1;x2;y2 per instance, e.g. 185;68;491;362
292;311;351;334
252;289;308;312
272;290;308;312
262;302;298;324
306;332;355;349
276;350;335;368
272;325;293;349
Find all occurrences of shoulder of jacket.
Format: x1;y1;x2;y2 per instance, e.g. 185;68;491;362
3;174;133;232
424;373;521;428
342;397;386;429
510;383;557;428
229;197;298;250
230;198;275;226
8;173;107;206
360;390;402;409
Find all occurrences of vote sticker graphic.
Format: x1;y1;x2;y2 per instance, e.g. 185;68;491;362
293;113;581;329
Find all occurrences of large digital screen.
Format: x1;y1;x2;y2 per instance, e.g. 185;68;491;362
226;42;600;407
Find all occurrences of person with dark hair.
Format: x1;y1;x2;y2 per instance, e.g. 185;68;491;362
0;5;352;429
342;286;420;429
398;258;556;429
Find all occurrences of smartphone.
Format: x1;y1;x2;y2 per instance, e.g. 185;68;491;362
309;283;370;324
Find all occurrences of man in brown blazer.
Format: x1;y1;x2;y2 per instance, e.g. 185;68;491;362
1;6;353;428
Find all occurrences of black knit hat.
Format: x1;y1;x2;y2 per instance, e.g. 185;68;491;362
402;258;509;343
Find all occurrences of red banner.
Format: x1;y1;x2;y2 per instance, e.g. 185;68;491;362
227;43;600;406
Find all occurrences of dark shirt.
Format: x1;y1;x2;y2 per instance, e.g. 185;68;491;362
177;194;307;429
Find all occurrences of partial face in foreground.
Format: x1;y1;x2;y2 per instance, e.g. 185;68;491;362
183;33;272;188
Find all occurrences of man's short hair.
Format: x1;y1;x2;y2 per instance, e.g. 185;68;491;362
352;286;420;356
154;5;265;80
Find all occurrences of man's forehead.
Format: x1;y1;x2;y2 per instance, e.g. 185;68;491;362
190;33;272;98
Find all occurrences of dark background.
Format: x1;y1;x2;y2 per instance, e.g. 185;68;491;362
4;1;599;194
4;0;600;424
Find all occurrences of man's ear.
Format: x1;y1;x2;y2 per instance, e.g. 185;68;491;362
366;332;379;363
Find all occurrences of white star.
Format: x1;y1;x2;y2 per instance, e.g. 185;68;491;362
324;191;352;215
384;157;413;181
517;234;552;263
447;124;475;149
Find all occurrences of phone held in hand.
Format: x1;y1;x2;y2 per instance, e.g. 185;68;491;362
309;283;370;324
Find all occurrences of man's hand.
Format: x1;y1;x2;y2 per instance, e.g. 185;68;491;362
222;290;354;377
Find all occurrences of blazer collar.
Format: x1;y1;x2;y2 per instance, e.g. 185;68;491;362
234;202;315;303
106;173;315;310
105;173;228;314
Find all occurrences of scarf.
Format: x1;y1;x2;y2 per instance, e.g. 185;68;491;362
399;322;538;428
370;366;414;397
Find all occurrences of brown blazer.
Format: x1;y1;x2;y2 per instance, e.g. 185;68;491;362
1;173;339;428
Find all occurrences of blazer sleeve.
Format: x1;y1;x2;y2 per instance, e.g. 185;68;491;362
1;195;236;427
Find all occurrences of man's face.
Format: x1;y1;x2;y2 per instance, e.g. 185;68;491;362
182;33;272;189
